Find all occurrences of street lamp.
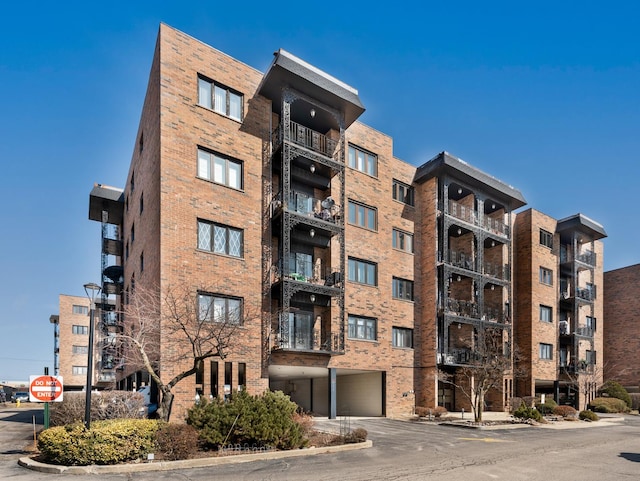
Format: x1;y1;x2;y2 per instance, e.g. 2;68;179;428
83;282;101;429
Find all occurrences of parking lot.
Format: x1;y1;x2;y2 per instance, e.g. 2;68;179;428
2;405;640;480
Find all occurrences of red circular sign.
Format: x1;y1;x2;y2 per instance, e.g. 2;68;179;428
29;375;64;402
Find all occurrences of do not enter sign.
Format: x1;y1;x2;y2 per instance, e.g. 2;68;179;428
29;375;64;403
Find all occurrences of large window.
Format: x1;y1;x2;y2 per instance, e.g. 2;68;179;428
198;293;243;324
586;350;597;365
348;200;377;230
392;327;413;348
197;148;243;190
72;366;88;375
392;229;414;253
540;229;553;248
348;258;377;286
72;325;88;335
198;76;243;121
72;305;88;315
539;305;553;323
539;343;553;360
539;267;553;285
198;220;243;258
586;316;597;331
348;145;377;176
348;315;377;341
393;277;414;301
392;180;415;206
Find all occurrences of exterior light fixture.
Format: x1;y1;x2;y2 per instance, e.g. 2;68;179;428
491;284;495;291
491;203;496;209
457;188;463;195
457;228;462;235
310;164;316;173
456;276;461;282
310;108;316;118
309;229;315;238
458;323;462;329
491;240;496;247
310;294;316;303
83;282;102;430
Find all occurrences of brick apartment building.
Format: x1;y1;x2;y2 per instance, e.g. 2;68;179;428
514;210;606;409
49;295;95;391
85;24;607;420
604;264;640;392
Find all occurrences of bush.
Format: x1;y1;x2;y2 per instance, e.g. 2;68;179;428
579;410;599;421
415;406;448;418
588;397;629;413
536;398;558;415
38;419;159;466
343;428;368;443
50;391;146;426
513;402;543;422
154;423;200;460
510;397;523;414
600;381;632;408
186;390;307;450
553;405;577;418
629;393;640;411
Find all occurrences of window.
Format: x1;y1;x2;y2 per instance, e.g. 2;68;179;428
393;277;414;301
392;229;414;253
72;305;88;315
539;305;553;323
539;267;553;285
198;220;243;257
348;315;377;341
586;316;596;331
540;229;553;248
392;180;415;206
198;293;243;324
348;258;377;286
347;145;377;176
72;366;88;375
72;345;88;354
348;200;377;230
539;343;553;360
197;148;243;190
72;325;88;335
392;327;413;348
198;76;243;121
586;350;597;365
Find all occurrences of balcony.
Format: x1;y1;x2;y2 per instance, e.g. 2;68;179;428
274;323;343;353
273;121;340;160
483;307;508;323
438;348;477;366
577;286;596;301
484;216;509;237
448;200;476;225
446;298;479;318
271;191;341;225
448;250;476;271
272;261;343;288
484;262;510;280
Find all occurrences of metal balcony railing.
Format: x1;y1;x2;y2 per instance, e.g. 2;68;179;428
273;121;340;159
484;262;510;280
448;200;477;225
271;191;341;224
274;326;341;353
446;298;479;318
448;250;476;271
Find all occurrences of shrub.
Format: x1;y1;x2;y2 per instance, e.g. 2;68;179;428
415;406;448;418
588;397;629;413
38;419;159;466
510;397;523;414
536;398;558;415
629;393;640;411
553;405;577;418
579;410;599;421
187;390;307;450
155;423;200;460
600;381;632;408
50;391;146;426
513;402;543;422
343;428;368;443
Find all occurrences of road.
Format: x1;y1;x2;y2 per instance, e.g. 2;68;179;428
2;405;639;480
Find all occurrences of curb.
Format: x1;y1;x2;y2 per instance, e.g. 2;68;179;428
18;440;373;474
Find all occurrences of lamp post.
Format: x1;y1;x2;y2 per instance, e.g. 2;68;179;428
83;282;101;430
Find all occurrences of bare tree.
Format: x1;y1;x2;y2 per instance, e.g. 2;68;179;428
439;328;524;422
561;361;608;411
118;282;255;421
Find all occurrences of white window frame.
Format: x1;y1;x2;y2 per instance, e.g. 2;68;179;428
198;76;243;121
197;148;243;190
198;220;243;258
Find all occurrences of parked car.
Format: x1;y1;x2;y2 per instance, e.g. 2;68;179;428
12;391;29;403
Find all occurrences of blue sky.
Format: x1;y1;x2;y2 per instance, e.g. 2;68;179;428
1;1;639;382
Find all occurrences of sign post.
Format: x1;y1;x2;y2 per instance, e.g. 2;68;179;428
29;375;63;428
